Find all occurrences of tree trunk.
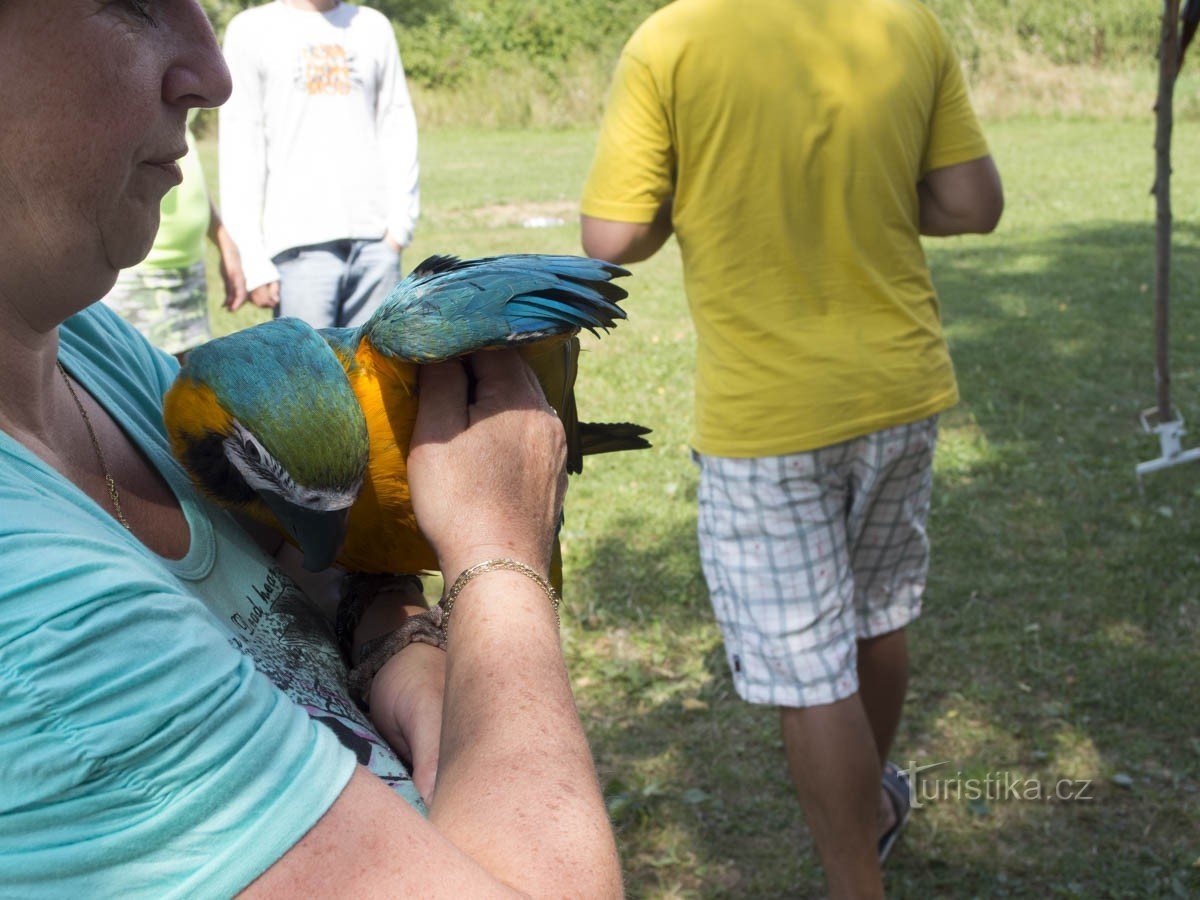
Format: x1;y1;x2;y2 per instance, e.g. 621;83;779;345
1154;0;1181;421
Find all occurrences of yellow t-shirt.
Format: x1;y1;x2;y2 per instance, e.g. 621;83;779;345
581;0;991;456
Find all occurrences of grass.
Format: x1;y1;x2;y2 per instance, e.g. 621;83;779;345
197;115;1200;897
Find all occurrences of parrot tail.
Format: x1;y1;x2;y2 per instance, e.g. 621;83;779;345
578;421;653;457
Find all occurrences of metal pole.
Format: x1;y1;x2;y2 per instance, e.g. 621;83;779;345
1154;0;1181;421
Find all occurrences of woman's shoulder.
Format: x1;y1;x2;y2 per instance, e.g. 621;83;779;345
63;302;172;369
61;302;179;410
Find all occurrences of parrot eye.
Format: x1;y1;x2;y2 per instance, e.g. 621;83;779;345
225;424;287;493
242;440;261;462
224;420;359;513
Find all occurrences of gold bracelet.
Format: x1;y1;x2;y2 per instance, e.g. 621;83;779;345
440;558;561;633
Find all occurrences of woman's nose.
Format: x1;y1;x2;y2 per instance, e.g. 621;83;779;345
162;0;233;110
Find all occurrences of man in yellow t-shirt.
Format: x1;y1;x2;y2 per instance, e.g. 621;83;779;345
581;1;1002;895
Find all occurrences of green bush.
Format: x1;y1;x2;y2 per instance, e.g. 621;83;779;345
927;0;1158;69
200;1;660;88
202;1;1163;89
199;1;1174;126
202;1;660;82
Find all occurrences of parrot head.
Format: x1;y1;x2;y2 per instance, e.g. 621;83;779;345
164;318;369;571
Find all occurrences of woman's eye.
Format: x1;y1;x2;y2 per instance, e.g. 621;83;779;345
110;0;157;26
129;1;156;23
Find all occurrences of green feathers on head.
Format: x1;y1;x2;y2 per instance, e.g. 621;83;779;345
182;318;369;496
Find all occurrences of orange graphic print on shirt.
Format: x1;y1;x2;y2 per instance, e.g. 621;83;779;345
303;44;353;95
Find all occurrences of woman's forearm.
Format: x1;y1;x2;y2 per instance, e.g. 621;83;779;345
429;571;623;897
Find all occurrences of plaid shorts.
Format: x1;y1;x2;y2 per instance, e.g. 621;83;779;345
101;260;210;356
694;416;938;708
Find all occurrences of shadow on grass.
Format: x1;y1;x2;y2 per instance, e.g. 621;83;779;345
569;220;1200;898
570;513;821;897
893;219;1200;897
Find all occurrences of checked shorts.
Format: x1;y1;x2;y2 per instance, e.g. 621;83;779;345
694;416;938;709
102;260;210;357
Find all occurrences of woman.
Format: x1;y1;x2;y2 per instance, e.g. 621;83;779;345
0;2;621;896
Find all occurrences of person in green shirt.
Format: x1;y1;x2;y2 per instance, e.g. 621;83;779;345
103;119;263;361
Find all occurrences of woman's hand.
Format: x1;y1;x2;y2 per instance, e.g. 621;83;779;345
369;642;445;803
407;349;567;584
347;577;447;802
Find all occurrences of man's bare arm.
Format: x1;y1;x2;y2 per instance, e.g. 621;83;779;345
581;197;673;264
918;156;1004;236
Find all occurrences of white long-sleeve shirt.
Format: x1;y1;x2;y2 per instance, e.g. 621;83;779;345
220;2;420;291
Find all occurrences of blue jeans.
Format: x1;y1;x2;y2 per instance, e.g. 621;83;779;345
273;238;402;329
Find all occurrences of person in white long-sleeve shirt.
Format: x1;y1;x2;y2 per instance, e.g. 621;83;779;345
220;0;419;328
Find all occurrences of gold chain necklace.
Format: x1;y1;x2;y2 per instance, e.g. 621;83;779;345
57;361;132;531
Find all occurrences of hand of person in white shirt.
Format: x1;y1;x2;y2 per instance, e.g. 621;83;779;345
384;231;406;254
249;281;281;310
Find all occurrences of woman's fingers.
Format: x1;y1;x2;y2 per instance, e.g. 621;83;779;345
413;360;470;444
407;349;566;582
468;348;547;413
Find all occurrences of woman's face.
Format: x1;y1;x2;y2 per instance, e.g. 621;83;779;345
0;1;231;326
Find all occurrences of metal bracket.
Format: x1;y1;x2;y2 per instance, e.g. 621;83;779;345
1135;406;1200;479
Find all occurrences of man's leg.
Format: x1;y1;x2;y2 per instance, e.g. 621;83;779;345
694;450;882;899
847;416;939;842
858;627;909;835
781;698;885;900
274;241;349;329
858;627;908;764
339;238;402;328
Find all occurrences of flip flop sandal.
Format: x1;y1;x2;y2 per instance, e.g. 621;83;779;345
878;761;912;864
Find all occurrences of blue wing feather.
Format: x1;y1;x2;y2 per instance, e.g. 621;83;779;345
361;254;630;361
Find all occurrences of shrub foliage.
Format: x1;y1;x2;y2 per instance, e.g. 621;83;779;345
926;0;1158;69
200;0;662;87
201;0;1162;87
198;1;1169;126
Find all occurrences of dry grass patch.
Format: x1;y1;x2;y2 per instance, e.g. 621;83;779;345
445;199;577;229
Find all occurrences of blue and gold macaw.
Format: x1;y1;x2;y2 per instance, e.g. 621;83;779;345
164;253;649;584
164;316;369;565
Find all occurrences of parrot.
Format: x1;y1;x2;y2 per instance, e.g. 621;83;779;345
164;253;650;584
164;315;369;564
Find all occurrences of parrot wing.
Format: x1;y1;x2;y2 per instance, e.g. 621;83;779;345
359;253;630;362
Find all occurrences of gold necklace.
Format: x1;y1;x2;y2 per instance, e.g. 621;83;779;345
57;361;132;531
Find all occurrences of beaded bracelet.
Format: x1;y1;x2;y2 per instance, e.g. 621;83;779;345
346;605;447;707
440;557;561;632
335;573;425;664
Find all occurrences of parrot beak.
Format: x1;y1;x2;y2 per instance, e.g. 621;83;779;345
260;493;350;572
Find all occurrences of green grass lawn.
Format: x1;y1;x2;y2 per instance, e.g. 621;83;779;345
199;118;1200;898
